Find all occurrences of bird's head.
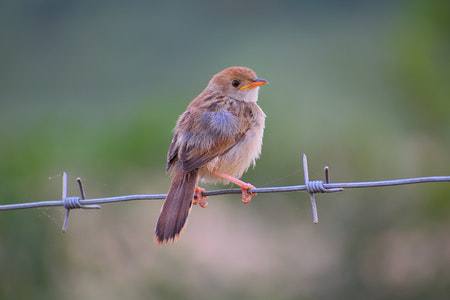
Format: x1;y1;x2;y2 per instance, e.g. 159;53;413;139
207;66;268;102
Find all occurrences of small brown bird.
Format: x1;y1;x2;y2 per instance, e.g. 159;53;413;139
155;66;268;243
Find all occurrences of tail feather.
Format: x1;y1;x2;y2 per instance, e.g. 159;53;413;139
155;170;198;243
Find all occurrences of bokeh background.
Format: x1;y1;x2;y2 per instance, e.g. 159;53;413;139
1;0;449;299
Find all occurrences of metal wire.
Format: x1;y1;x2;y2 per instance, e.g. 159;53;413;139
0;154;449;231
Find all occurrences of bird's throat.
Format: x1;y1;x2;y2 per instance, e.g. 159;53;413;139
243;87;260;103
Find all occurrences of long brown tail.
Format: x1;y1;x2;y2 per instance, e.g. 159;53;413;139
155;169;198;244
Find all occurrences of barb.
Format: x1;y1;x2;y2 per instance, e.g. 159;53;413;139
302;154;343;223
61;173;100;232
0;154;449;231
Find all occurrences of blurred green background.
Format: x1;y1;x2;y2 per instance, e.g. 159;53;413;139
0;0;449;299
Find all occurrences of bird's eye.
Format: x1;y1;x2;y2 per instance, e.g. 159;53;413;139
231;79;240;88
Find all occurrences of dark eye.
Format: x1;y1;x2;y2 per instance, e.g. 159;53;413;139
231;79;240;88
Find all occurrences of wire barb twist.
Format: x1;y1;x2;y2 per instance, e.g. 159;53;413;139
61;172;100;232
63;197;83;210
302;154;344;223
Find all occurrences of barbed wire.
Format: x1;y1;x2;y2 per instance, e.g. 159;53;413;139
1;154;449;232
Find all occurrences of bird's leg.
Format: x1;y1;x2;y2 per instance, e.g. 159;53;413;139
193;186;208;208
213;172;256;204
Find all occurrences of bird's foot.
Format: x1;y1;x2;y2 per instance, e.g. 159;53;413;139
193;186;208;208
212;171;257;204
238;182;256;204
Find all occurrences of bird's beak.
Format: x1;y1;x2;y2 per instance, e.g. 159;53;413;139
240;78;269;90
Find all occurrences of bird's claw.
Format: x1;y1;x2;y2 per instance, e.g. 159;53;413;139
240;183;256;204
193;186;208;208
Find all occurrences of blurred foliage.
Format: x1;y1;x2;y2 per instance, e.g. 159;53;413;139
0;0;449;299
393;0;450;132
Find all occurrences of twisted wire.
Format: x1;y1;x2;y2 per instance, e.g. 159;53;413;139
306;181;327;193
63;197;83;209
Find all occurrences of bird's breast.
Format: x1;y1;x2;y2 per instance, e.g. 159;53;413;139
201;103;266;183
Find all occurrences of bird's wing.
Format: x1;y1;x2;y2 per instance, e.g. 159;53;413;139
169;105;249;173
166;132;179;171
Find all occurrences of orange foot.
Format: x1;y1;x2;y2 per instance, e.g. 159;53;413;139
213;172;257;205
193;186;208;208
240;182;256;204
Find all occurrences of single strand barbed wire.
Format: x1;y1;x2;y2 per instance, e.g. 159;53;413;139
4;176;449;210
0;154;449;231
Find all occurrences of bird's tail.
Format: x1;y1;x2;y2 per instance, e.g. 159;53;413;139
155;169;198;244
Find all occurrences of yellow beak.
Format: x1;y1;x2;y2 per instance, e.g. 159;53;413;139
240;78;269;90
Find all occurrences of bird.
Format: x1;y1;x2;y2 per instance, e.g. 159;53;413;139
155;66;268;244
